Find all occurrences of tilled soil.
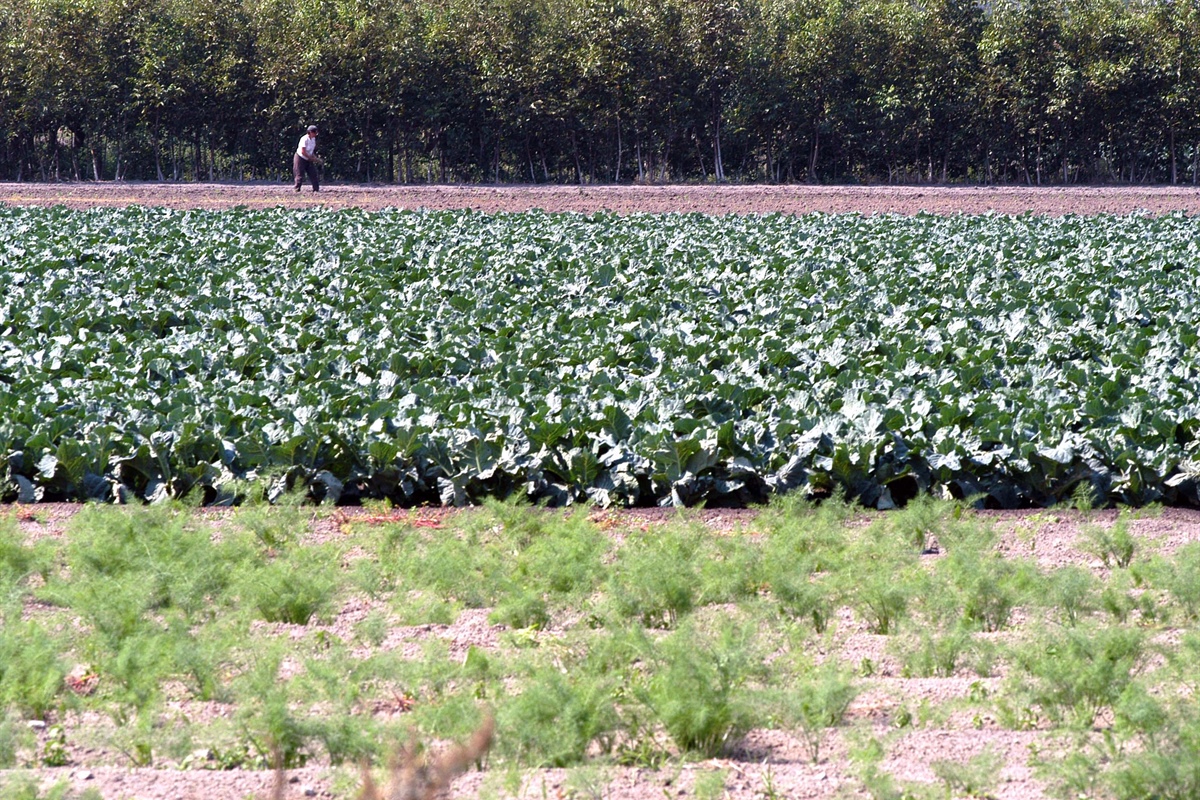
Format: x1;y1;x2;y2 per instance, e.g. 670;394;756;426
4;181;1200;215
5;505;1200;800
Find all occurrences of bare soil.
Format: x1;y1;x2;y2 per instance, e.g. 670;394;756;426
6;505;1200;800
4;181;1200;215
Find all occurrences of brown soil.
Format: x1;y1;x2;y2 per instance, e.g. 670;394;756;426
4;181;1200;215
6;504;1200;800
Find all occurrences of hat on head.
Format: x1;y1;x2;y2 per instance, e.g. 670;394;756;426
307;125;319;133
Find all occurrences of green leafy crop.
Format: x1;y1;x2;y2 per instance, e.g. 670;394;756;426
3;206;1200;508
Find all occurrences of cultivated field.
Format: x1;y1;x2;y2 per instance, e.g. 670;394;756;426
6;500;1200;800
3;184;1200;800
4;182;1200;215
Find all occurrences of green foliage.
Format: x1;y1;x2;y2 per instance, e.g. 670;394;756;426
1045;565;1099;626
237;545;341;625
0;617;65;719
2;0;1198;186
51;505;240;633
638;620;761;757
0;711;33;768
839;523;920;634
605;523;706;628
0;516;51;600
1080;516;1138;570
931;746;1005;799
1145;542;1200;622
237;505;308;551
763;661;859;762
1009;623;1147;728
929;546;1037;632
693;768;728;800
498;661;619;768
894;629;974;678
6;209;1200;511
234;648;313;769
0;775;101;800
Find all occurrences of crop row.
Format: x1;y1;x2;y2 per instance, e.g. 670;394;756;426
4;500;1200;799
2;206;1199;507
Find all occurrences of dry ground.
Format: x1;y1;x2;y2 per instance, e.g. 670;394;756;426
3;181;1200;215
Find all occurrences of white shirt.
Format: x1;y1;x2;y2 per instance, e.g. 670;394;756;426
296;134;317;160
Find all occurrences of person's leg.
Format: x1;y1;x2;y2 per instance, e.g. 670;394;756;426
293;153;304;190
308;158;320;192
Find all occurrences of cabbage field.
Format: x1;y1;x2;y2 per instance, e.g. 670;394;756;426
2;205;1199;508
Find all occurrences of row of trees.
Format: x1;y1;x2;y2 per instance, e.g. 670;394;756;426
2;0;1200;185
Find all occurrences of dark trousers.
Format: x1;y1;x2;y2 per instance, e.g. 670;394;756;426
293;153;320;191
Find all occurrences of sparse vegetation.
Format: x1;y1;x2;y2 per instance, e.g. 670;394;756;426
3;499;1200;798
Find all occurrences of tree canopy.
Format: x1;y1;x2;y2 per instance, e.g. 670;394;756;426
2;0;1198;184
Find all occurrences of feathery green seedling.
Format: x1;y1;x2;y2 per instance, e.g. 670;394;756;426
769;559;840;633
637;619;761;757
1080;515;1137;569
762;659;858;763
1069;481;1100;514
931;745;1004;799
52;504;240;628
235;646;314;769
0;616;66;719
760;492;851;567
0;516;52;602
564;765;612;800
0;775;102;800
236;544;341;624
840;522;920;634
929;547;1037;632
498;659;620;767
1008;623;1147;728
390;521;509;608
1045;565;1100;626
1145;542;1200;622
893;628;973;678
237;504;310;550
888;493;948;552
605;522;706;628
0;711;33;768
696;532;764;605
1103;694;1200;800
693;768;728;800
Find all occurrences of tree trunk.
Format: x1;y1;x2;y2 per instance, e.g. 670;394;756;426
1170;127;1177;185
712;98;724;183
614;116;622;182
808;126;820;183
571;130;582;184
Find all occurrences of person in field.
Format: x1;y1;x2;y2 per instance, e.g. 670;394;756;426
293;125;321;192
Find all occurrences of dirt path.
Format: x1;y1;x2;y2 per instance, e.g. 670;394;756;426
4;182;1200;215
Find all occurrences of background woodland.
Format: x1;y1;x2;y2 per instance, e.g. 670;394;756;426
2;0;1199;185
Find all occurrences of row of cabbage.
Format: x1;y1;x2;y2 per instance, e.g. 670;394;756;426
2;205;1199;508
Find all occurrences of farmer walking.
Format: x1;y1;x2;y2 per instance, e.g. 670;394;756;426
293;125;321;192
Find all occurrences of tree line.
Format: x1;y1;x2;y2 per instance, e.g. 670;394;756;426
2;0;1199;185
